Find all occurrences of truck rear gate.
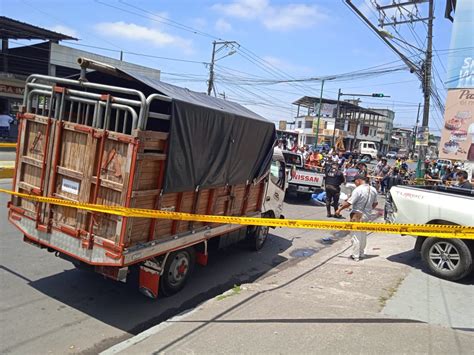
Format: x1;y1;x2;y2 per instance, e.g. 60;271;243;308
8;63;275;297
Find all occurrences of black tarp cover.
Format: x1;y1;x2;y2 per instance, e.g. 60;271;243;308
119;69;276;193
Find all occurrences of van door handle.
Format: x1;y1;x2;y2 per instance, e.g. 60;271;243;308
265;196;271;201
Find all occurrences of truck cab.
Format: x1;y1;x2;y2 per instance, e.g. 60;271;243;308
359;141;378;160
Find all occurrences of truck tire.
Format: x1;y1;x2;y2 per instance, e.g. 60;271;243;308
160;248;196;296
421;238;473;281
246;225;269;251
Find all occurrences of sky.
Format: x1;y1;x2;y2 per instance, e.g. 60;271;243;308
1;0;458;134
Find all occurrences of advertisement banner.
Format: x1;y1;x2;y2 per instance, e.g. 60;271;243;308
446;0;474;89
415;126;429;146
439;89;474;161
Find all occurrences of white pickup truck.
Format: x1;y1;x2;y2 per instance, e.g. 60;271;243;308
385;185;474;281
281;150;325;200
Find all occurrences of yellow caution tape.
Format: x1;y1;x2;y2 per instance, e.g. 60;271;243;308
1;188;473;239
0;143;17;148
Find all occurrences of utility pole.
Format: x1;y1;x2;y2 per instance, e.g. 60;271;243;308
331;89;342;148
412;102;421;155
314;80;325;147
422;0;434;128
345;0;435;175
207;40;238;96
207;41;217;96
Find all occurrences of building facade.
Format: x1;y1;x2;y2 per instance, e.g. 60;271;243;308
370;108;395;154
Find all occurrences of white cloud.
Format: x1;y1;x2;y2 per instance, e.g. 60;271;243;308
212;0;328;31
212;0;268;19
215;18;232;32
95;21;192;53
50;25;78;38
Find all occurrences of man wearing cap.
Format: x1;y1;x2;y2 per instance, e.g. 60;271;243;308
336;175;378;261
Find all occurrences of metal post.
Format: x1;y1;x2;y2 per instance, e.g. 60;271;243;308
412;102;421;156
331;89;342;148
417;0;434;179
314;79;325;147
207;41;217;96
2;38;8;73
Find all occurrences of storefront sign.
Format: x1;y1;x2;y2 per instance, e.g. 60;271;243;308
0;84;25;97
439;89;474;161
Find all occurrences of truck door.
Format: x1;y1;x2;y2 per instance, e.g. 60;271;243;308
263;159;286;218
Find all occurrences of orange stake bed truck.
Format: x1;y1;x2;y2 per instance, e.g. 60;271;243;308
8;58;286;298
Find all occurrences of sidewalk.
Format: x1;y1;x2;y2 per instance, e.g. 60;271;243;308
102;231;474;354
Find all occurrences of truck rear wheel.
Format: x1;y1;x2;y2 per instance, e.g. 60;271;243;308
246;225;269;251
421;238;473;281
160;248;196;296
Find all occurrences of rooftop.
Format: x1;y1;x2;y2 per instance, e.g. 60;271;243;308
293;96;385;117
0;16;78;41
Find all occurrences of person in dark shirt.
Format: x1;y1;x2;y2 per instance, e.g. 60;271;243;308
325;162;345;218
386;167;404;192
456;170;472;190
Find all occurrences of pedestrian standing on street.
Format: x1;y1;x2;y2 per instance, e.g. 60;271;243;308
0;101;13;139
455;170;472;190
324;162;345;218
336;175;378;261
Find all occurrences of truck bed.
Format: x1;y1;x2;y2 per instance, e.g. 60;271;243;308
9;74;266;267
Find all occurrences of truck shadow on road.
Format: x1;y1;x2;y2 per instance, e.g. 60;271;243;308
24;234;292;345
387;249;474;285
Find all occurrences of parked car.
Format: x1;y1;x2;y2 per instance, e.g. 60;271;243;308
386;151;397;159
436;159;453;169
386;185;474;281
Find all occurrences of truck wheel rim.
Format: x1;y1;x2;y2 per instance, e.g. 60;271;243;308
429;242;460;271
256;227;269;247
168;252;189;286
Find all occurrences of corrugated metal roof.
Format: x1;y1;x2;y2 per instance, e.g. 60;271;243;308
0;16;77;41
293;95;386;117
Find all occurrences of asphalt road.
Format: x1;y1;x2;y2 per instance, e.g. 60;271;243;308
0;179;339;354
1;179;472;354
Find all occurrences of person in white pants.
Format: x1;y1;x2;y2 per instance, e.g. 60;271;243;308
336;175;378;261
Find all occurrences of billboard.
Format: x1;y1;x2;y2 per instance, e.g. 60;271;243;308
439;89;474;161
446;0;474;89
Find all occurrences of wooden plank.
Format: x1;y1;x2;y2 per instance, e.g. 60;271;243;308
133;130;169;140
21;155;43;169
131;189;161;198
18;181;37;193
57;166;84;180
137;153;166;161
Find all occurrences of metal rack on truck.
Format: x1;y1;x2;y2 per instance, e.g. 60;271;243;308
8;58;285;298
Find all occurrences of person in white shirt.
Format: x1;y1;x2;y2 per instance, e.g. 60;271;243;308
0;102;13;138
336;175;378;261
